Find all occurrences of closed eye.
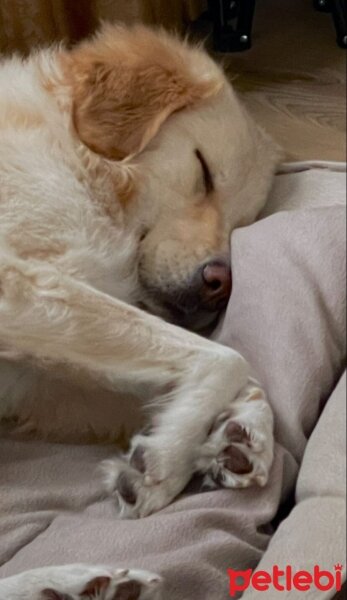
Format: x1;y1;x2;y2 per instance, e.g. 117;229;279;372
195;149;214;195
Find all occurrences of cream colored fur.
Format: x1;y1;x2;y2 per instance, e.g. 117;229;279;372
0;24;279;597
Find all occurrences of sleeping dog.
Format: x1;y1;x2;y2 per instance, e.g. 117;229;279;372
0;24;279;599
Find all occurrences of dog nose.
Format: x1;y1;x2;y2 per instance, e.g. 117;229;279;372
200;260;232;309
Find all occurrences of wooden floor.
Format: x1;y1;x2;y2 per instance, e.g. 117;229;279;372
202;0;346;161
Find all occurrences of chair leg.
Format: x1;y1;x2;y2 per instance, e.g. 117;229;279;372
313;0;332;12
208;0;256;52
209;0;345;52
331;0;347;47
313;0;347;47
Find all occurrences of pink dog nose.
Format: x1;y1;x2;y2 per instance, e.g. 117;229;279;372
201;260;232;308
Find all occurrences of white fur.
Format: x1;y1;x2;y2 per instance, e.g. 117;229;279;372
0;565;162;599
0;27;279;593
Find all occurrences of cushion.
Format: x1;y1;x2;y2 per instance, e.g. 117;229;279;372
0;163;346;600
243;371;346;600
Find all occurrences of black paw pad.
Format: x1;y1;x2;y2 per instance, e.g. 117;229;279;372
113;580;142;599
81;576;111;597
42;591;73;600
225;422;249;444
130;445;146;474
117;472;137;505
222;445;252;474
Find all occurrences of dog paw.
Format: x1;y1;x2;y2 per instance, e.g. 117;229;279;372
195;384;274;489
40;567;162;600
102;445;188;519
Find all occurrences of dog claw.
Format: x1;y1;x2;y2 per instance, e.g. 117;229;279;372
115;569;129;578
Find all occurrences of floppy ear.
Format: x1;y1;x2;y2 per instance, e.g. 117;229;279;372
65;28;222;160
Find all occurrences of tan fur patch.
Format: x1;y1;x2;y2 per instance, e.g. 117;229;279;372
111;166;138;206
248;391;264;401
61;24;223;160
0;104;44;130
176;203;222;250
7;230;66;262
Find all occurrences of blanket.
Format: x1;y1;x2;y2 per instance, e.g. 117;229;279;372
0;162;346;599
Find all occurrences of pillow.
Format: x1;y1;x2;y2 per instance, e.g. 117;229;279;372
242;372;346;600
0;177;345;600
218;205;346;463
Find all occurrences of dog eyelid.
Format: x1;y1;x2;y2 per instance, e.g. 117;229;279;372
195;149;214;195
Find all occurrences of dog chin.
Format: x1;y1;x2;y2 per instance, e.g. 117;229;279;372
137;297;220;334
169;307;220;334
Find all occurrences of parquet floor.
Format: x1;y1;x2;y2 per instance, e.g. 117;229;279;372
210;0;346;161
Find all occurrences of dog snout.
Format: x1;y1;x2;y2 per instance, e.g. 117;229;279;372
200;260;232;310
140;259;232;329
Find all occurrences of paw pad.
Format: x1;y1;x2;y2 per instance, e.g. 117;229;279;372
130;445;146;474
113;580;142;599
117;472;137;505
198;399;274;491
225;421;249;443
221;445;252;474
42;592;73;600
81;576;111;597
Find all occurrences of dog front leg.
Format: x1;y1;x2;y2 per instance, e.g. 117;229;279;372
0;256;273;518
0;254;245;393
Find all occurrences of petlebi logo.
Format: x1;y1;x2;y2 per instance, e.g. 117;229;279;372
228;563;343;596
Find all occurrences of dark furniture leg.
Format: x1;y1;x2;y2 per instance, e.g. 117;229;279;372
331;0;347;47
208;0;256;52
314;0;347;47
208;0;346;52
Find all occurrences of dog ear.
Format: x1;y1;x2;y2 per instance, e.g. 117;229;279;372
65;27;222;160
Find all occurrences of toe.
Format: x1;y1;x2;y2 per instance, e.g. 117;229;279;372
81;577;111;597
114;572;162;600
208;411;231;434
224;421;249;443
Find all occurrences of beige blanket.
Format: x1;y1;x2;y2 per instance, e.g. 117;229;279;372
0;162;346;599
243;371;346;600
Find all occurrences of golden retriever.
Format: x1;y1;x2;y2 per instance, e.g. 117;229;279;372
0;24;280;599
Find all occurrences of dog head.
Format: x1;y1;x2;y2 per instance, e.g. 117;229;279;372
66;25;280;331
